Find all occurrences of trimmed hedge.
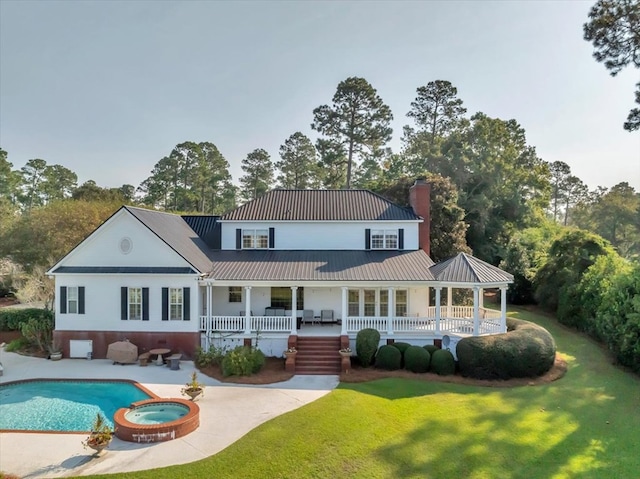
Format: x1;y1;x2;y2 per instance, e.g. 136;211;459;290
404;346;430;373
375;345;402;370
430;349;455;375
390;342;411;354
423;344;439;355
356;328;380;367
456;317;556;379
0;308;53;331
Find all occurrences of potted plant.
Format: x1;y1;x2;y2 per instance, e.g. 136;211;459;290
82;413;113;456
48;340;62;361
283;347;297;358
181;371;204;401
339;347;352;358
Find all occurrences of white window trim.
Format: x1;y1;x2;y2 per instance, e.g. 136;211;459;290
371;229;399;250
67;286;79;314
169;287;183;321
129;287;142;321
242;229;269;250
347;288;408;316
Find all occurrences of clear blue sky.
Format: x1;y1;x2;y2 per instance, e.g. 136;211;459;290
1;0;638;191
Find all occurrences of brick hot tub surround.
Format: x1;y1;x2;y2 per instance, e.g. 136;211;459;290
114;398;199;443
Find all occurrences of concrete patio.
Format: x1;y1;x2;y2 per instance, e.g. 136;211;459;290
0;348;338;478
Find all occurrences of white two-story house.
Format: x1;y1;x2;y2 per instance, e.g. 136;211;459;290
48;180;513;369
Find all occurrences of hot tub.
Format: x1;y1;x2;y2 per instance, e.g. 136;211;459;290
114;398;199;443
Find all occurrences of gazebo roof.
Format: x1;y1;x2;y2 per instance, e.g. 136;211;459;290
429;253;513;284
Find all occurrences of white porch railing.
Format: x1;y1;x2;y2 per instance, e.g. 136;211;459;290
199;315;293;333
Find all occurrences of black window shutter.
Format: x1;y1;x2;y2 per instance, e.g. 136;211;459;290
183;287;190;320
162;287;169;321
268;227;275;249
365;229;371;250
121;287;128;320
142;288;149;321
60;287;67;314
399;229;404;250
236;228;242;249
78;287;85;314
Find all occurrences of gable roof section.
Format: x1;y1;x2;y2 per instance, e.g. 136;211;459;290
429;253;513;284
221;189;420;221
207;250;435;282
125;207;213;273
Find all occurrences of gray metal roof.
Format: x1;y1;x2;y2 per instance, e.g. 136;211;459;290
429;253;514;284
220;190;420;221
207;250;435;282
181;215;219;238
126;207;213;273
52;266;196;274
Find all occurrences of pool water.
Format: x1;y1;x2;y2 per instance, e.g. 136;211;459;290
124;403;189;425
0;380;151;432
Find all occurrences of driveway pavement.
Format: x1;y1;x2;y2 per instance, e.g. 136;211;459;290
0;348;338;478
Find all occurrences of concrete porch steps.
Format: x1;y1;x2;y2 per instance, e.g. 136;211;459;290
295;336;342;375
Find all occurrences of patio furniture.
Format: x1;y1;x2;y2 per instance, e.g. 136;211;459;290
138;352;150;367
149;348;170;366
106;340;139;365
302;309;315;325
320;309;334;324
166;353;182;370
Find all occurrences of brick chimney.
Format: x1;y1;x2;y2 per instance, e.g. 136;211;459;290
409;179;431;256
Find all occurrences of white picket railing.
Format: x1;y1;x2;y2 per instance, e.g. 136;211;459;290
200;306;505;336
199;315;293;333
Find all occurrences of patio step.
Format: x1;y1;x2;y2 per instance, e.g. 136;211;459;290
295;336;342;375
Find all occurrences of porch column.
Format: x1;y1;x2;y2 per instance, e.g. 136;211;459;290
290;286;298;335
244;286;252;335
447;287;453;317
426;287;430;309
341;287;348;335
387;287;394;336
479;288;484;308
435;286;442;334
206;283;212;328
473;286;480;336
500;286;507;333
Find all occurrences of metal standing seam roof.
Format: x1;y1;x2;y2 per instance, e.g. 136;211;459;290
125;207;214;274
206;250;436;282
429;252;514;284
220;189;420;221
181;215;219;238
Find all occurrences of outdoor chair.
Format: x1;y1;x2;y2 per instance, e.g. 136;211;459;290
320;309;334;324
302;309;314;324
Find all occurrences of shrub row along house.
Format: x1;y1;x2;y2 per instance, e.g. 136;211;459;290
48;180;513;373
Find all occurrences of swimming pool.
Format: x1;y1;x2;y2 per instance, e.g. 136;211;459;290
0;380;153;432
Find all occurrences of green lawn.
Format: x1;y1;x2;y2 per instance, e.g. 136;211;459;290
81;308;640;479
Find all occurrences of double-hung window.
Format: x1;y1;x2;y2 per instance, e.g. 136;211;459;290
121;287;148;321
161;287;190;321
371;230;398;249
129;287;142;320
229;287;242;303
169;288;183;320
60;286;85;314
242;229;269;249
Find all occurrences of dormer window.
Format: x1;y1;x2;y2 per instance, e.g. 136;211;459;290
371;229;398;249
242;229;269;249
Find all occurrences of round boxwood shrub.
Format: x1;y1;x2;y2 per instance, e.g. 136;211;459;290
456;318;556;380
404;345;430;373
356;328;380;367
390;342;411;354
375;345;402;370
430;349;456;375
423;344;439;355
429;349;456;376
221;346;265;377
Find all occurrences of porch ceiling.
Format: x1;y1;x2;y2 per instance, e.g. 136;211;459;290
205;250;436;282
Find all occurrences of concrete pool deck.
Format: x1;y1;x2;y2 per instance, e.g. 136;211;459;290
0;348;339;478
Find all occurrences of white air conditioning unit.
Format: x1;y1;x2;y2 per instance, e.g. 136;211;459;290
69;340;93;358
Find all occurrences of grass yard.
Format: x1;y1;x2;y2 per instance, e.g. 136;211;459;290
77;308;640;479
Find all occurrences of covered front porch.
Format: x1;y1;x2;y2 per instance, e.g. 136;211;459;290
198;284;508;339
